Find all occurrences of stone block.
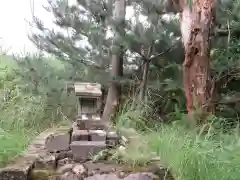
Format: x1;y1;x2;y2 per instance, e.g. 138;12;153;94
45;132;70;153
89;130;106;141
34;152;56;169
70;141;106;161
0;157;34;180
71;130;89;141
85;173;119;180
76;119;105;130
106;131;120;148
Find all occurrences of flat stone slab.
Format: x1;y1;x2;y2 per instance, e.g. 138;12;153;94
124;173;157;180
61;171;79;180
70;141;106;161
45;129;71;152
85;173;119;180
83;161;120;176
85;172;157;180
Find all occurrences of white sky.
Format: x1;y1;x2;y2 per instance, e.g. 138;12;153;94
0;0;49;54
0;0;139;54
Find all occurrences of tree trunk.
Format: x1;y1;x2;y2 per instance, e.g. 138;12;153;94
180;0;216;122
139;59;150;102
102;0;125;125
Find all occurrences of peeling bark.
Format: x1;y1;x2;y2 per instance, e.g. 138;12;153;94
180;0;216;122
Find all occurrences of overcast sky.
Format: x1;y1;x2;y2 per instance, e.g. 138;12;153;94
0;0;47;54
0;0;138;54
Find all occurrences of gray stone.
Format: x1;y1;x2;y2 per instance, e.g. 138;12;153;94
89;130;106;141
0;157;34;180
83;161;118;175
72;164;87;177
34;152;56;169
57;164;74;174
70;141;106;161
85;173;119;180
61;171;79;180
72;130;89;141
124;173;157;180
84;172;157;180
74;82;102;97
48;175;61;180
57;158;74;168
45;132;70;152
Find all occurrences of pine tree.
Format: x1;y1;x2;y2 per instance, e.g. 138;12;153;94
102;0;126;124
29;0;114;83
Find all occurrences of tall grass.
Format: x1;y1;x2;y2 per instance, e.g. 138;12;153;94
0;54;74;167
116;101;240;180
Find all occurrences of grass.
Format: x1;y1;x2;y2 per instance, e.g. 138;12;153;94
0;130;31;165
0;54;73;167
0;93;49;167
115;102;240;180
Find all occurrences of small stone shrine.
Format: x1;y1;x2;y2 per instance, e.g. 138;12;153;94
67;82;119;161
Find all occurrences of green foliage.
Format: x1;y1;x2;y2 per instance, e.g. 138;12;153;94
116;103;240;180
0;54;75;166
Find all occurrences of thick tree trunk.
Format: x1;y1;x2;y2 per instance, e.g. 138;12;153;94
102;0;125;125
180;0;216;122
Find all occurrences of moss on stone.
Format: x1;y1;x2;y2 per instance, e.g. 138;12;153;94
30;169;57;180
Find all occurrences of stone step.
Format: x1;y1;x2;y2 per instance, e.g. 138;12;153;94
71;130;89;141
70;141;106;161
75;119;105;130
71;129;106;142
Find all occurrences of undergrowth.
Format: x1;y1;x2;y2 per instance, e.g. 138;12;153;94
115;100;240;180
0;55;73;167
